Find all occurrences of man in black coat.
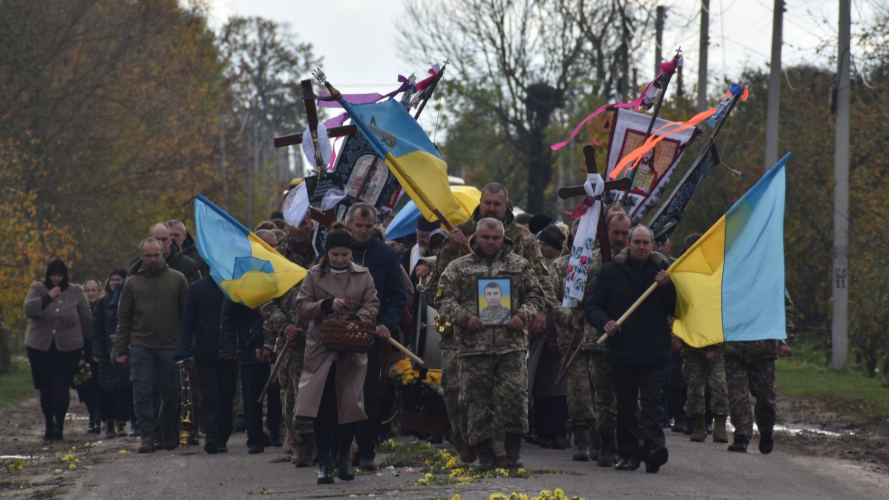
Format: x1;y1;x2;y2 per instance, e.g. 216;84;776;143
585;225;676;473
176;277;236;454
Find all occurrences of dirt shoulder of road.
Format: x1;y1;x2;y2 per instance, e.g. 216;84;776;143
775;393;889;475
2;391;888;498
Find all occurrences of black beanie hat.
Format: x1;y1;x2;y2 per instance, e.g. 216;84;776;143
536;224;565;252
325;229;354;252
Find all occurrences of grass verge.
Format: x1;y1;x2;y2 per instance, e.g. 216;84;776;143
0;356;34;408
776;359;889;417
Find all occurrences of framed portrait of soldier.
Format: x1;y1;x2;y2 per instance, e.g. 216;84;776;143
477;278;513;326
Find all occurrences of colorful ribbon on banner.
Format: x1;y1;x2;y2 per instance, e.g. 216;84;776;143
550;58;681;151
608;84;748;180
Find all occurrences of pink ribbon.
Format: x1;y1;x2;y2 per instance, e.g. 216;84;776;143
563;194;602;220
550;57;680;151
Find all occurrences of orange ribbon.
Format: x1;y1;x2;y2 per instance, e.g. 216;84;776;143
609;87;748;180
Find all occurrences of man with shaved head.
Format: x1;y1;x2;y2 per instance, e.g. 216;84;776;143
437;217;545;471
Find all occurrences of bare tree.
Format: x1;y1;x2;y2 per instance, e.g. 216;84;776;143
398;0;656;214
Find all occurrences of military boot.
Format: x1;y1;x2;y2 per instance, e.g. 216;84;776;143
294;433;315;468
596;429;616;467
712;415;728;443
727;435;749;453
671;415;686;433
505;433;524;469
476;439;496;471
283;429;293;455
454;428;477;463
689;415;707;442
589;425;601;461
571;426;590;462
758;431;774;454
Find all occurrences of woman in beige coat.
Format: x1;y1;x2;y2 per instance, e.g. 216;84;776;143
294;229;381;484
23;260;92;442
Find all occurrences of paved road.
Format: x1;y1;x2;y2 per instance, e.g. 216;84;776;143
66;431;889;500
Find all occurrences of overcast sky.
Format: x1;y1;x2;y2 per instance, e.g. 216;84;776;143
208;0;877;92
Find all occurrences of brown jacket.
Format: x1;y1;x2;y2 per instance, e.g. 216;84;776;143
23;283;91;352
294;262;380;424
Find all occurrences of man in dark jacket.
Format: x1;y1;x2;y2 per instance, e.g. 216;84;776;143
115;238;190;453
150;223;200;284
167;219;209;278
345;203;407;471
219;294;280;455
176;276;236;454
585;225;676;473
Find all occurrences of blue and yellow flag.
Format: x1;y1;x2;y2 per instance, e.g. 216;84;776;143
669;153;790;348
338;99;460;222
194;195;307;308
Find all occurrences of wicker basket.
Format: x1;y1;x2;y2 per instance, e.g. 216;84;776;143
401;410;449;435
320;301;376;354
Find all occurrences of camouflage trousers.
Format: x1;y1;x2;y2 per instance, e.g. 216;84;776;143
725;357;776;440
441;348;462;438
460;351;529;446
589;350;616;443
564;350;595;429
278;343;314;439
682;351;729;416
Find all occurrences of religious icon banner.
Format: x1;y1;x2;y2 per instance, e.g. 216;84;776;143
604;109;698;222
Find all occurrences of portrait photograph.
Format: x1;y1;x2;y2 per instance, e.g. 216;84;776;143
477;277;513;326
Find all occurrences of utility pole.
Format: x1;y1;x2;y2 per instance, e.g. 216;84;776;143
619;6;630;102
765;0;784;170
697;0;710;111
832;0;851;371
655;6;665;76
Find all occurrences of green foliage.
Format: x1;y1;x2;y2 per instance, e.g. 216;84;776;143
776;360;889;418
0;357;35;408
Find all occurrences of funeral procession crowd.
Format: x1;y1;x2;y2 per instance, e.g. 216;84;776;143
22;182;794;484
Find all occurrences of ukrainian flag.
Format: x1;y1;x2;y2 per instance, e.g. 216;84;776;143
338;99;461;222
670;153;790;348
194;194;307;308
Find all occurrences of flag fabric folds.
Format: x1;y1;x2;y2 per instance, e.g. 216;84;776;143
337;98;461;222
669;153;790;348
194;194;307;308
385;185;482;241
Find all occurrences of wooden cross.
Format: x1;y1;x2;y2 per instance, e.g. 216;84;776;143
558;145;632;263
273;79;360;228
554;145;632;384
272;79;358;148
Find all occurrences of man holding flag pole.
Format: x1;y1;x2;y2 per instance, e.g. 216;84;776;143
590;152;793;466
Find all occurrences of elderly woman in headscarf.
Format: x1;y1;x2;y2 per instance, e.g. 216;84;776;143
23;260;92;442
293;229;381;484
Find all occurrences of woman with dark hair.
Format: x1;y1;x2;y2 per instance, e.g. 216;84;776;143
294;229;381;484
23;260;92;442
90;269;129;438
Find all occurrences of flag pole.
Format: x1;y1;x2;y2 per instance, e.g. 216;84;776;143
314;70;470;253
596;282;660;345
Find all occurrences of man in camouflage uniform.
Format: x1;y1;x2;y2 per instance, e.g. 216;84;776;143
438;183;556;334
551;211;631;467
416;255;476;463
438;183;555;465
260;211;317;466
681;341;729;443
436;218;545;471
725;291;794;454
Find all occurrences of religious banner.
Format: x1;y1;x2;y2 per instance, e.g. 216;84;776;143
305;133;404;219
604;108;698;222
648;140;721;245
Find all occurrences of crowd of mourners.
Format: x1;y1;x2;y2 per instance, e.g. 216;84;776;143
22;182;793;484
